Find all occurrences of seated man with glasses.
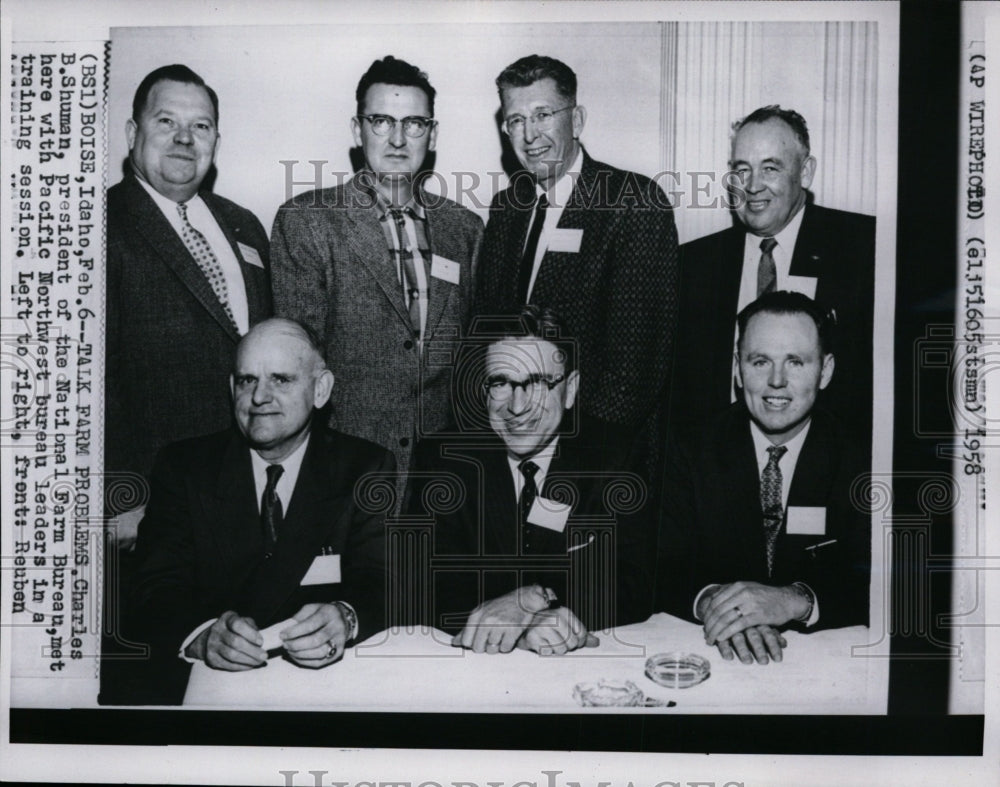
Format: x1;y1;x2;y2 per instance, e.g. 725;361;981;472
271;56;483;513
407;306;655;654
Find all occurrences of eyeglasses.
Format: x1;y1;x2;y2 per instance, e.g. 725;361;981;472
357;114;437;138
483;373;566;401
502;106;574;136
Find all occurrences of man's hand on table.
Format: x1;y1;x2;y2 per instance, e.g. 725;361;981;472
698;580;810;650
280;602;350;668
187;610;266;670
715;623;787;665
453;585;554;653
517;606;600;655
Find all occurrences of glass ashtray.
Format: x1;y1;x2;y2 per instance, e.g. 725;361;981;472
573;679;674;707
644;652;711;689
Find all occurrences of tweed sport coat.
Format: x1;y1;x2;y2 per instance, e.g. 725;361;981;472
671;203;876;442
655;404;871;632
105;173;273;504
270;176;483;504
474;150;679;434
129;426;394;704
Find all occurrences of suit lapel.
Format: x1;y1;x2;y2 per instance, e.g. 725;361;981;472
203;192;268;326
422;206;458;341
788;203;824;279
342;178;412;329
722;415;770;574
124;175;241;342
480;445;519;556
208;432;261;573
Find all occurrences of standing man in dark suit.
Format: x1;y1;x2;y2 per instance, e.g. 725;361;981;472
271;56;483;510
671;106;875;440
128;318;393;704
106;64;272;548
409;307;654;655
656;292;870;666
474;55;678;464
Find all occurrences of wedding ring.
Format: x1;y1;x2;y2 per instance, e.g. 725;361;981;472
326;640;338;659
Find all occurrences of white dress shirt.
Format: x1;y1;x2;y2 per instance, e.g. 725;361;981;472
506;437;560;500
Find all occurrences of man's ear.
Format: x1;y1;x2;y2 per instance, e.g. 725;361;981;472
563;369;580;409
800;154;817;190
228;374;235;400
819;353;835;390
733;350;743;389
126;118;137;150
314;369;334;408
572;105;587;140
350;116;363;148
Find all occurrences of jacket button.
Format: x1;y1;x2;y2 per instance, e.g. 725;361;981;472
399;437;410;448
403;339;414;350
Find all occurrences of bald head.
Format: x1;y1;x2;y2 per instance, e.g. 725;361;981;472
231;318;334;462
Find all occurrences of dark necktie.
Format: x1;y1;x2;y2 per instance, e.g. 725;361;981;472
760;445;787;576
519;459;540;553
389;208;422;338
261;463;284;556
517;194;548;303
176;202;237;330
757;236;778;296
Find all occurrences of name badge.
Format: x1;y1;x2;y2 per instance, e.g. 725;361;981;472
431;255;461;284
547;228;583;254
238;242;265;269
527;496;571;532
787;506;826;536
300;554;342;586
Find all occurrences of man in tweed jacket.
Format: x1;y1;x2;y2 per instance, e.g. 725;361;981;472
474;55;679;464
271;57;483;509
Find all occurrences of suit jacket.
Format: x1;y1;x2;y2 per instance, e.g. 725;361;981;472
270;176;484;504
655;404;870;631
475;150;679;435
408;421;654;633
105;173;272;503
671;203;875;441
127;425;394;704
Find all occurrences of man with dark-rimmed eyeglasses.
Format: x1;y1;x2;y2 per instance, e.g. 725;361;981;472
271;56;483;512
408;306;655;654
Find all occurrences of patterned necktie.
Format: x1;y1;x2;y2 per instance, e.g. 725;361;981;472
389;208;422;337
261;463;284;556
757;236;778;296
517;194;548;303
176;202;237;330
519;459;540;553
760;444;787;576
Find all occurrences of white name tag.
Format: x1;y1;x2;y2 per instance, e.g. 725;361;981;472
238;242;265;269
258;617;297;651
527;496;571;532
547;228;583;253
431;254;461;284
300;554;342;585
787;506;826;536
786;274;818;300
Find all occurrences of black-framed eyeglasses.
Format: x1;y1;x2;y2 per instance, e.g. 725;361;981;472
502;106;575;136
357;114;437;138
483;373;566;401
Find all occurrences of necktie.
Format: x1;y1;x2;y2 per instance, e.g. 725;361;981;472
176;202;237;330
760;444;787;576
757;236;778;296
517;194;548;303
519;459;540;553
261;463;284;556
389;208;422;338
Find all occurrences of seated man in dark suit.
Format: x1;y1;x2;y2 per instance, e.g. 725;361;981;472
657;292;870;666
127;318;394;703
409;306;653;655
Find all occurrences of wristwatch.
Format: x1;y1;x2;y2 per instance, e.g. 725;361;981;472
332;600;358;641
791;582;816;622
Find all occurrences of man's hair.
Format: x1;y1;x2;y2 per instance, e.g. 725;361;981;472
355;56;436;117
736;291;835;356
732;105;810;156
496;55;577;103
473;304;578;375
132;64;219;124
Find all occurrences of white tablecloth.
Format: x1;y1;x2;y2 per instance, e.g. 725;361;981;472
183;613;886;713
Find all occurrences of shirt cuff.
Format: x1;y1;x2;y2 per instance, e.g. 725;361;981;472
793;582;820;627
692;584;721;621
178;618;217;663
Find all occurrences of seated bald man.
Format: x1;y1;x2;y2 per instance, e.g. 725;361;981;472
126;318;394;703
